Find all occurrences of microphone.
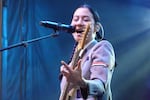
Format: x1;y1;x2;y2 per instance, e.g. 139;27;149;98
40;21;75;33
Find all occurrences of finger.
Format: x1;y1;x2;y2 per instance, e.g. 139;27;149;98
77;59;82;70
74;59;82;70
60;65;64;72
61;61;69;72
78;59;82;65
61;70;69;77
61;61;72;73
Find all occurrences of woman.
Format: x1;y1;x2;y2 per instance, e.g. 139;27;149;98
59;4;116;100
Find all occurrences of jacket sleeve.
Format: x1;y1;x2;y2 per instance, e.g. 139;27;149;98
80;40;115;99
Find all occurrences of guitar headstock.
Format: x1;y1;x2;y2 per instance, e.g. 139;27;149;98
77;23;90;51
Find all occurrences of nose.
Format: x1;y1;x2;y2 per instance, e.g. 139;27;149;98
76;19;84;25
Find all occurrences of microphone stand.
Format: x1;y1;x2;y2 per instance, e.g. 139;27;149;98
0;32;59;52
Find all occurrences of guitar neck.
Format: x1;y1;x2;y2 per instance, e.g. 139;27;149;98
59;23;90;100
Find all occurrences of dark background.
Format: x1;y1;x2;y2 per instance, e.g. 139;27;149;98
1;0;150;100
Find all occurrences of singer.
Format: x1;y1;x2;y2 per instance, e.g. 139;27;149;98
59;4;116;100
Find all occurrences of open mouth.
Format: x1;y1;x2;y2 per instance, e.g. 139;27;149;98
76;30;84;33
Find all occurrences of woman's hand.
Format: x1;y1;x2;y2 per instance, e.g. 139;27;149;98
60;60;83;87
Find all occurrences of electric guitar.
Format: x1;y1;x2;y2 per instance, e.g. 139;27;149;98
59;23;90;100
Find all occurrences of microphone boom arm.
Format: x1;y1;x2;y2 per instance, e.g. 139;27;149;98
0;33;59;52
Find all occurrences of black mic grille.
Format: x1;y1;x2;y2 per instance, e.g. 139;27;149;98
40;21;75;33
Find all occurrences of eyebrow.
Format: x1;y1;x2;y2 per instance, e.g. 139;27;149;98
73;15;91;18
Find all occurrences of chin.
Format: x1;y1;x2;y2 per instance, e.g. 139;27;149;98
74;37;80;41
75;39;80;42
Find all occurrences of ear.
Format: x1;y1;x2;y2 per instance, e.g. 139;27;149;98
94;22;101;32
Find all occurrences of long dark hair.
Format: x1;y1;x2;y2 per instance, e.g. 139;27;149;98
59;4;105;81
